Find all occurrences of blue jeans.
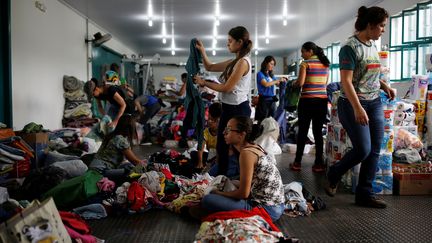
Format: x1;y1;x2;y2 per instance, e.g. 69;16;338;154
328;97;383;198
208;154;239;178
201;194;285;221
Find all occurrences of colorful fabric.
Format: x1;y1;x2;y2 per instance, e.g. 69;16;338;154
339;36;381;100
243;146;285;206
300;55;328;99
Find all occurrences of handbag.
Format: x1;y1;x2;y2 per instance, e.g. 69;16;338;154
0;197;72;243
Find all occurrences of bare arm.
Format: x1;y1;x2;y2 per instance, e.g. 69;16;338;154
294;65;307;87
340;69;368;125
134;99;143;114
109;92;127;127
380;80;395;100
122;148;143;165
96;99;106;116
212;150;255;199
195;39;231;72
194;58;249;93
260;78;280;88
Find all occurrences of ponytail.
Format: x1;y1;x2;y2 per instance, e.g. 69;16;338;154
302;41;330;67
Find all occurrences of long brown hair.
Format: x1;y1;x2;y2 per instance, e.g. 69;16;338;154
220;26;252;81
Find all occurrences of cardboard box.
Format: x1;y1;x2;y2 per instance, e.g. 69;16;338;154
15;132;48;169
393;173;432;195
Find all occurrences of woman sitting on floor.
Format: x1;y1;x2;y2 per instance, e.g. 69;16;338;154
200;116;285;221
89;114;146;181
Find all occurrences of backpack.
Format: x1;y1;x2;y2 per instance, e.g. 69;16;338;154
118;84;137;114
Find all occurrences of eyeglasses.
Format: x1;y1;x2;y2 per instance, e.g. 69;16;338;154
223;127;240;134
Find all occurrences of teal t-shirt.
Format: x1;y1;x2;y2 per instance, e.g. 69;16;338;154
339;36;381;100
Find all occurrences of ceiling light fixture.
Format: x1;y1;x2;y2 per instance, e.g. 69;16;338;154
265;19;270;44
283;0;288;26
215;1;220;26
171;22;175;55
147;0;153;27
254;24;259;55
162;21;167;44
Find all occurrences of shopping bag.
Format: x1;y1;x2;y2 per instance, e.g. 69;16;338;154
0;197;71;243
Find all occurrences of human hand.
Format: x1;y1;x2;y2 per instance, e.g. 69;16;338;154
108;120;118;128
385;87;396;101
354;106;369;125
193;75;205;86
195;39;205;53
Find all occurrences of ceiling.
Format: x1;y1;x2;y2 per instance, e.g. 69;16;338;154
63;0;381;57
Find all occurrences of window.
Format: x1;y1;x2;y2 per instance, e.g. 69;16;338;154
323;42;340;83
389;0;432;81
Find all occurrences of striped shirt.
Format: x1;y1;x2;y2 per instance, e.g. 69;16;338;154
300;55;329;99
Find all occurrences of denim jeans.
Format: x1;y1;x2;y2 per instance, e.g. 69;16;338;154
201;193;285;221
328;97;383;198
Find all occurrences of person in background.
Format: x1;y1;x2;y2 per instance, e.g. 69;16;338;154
134;94;164;144
84;78;135;128
290;42;330;173
89;114;146;180
325;6;395;208
172;73;187;99
192;102;222;171
194;26;252;177
200;116;285;221
255;56;287;123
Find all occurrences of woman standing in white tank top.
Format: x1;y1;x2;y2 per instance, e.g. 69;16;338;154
194;26;252;177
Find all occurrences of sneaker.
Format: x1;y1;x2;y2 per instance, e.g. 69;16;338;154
355;196;387;208
312;164;326;173
324;181;338;197
289;162;301;171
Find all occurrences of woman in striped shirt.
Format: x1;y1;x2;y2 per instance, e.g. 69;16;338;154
291;42;330;173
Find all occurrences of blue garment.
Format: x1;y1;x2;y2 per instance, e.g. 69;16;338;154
201;194;285;221
184;39;206;150
208;154;239;178
257;71;275;97
328;97;383;197
275;81;287;144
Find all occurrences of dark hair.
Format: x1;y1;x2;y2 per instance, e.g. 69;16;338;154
231;116;260;143
181;73;188;81
101;114;137;148
110;63;120;72
84;78;104;101
260;56;276;77
220;26;252;81
208;102;222;119
302;42;330;67
354;6;389;32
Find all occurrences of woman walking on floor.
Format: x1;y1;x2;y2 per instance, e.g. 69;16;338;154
325;6;395;208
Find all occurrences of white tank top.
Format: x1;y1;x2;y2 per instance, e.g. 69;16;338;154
219;56;251;105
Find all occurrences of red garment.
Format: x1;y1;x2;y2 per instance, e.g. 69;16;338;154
65;225;97;243
160;168;173;180
59;211;91;235
202;207;281;232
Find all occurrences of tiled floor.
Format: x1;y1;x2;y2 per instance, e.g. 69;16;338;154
88;144;432;242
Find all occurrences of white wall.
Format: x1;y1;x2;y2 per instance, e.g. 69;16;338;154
11;0;136;130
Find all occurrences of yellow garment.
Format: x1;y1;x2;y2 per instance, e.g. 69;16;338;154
203;128;217;149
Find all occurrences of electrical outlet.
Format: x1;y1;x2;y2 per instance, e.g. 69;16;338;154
35;1;47;13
